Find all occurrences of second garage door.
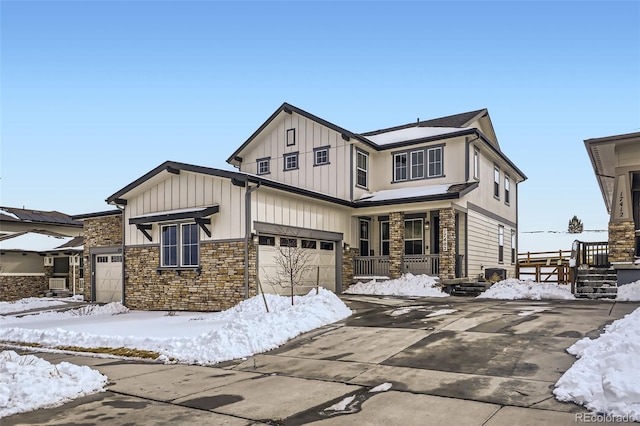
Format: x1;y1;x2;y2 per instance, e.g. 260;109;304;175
94;254;123;303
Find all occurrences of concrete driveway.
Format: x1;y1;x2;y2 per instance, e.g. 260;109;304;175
5;296;639;425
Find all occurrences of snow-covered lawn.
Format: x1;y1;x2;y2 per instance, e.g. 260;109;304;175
345;273;448;297
0;288;351;418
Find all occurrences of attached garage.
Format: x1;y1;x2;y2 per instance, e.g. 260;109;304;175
254;222;342;295
94;253;123;303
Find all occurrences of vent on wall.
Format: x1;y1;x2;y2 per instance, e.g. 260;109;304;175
48;278;66;290
70;257;80;266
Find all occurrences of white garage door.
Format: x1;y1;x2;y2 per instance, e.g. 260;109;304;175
258;236;336;295
95;254;123;303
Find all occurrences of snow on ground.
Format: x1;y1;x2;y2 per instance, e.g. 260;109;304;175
0;350;107;418
477;278;575;300
345;273;448;297
0;296;82;315
554;307;640;421
0;288;351;417
617;280;640;302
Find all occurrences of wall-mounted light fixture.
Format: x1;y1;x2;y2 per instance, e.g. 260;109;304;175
343;242;350;251
425;221;430;230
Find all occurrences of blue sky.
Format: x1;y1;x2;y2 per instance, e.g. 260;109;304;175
2;1;639;251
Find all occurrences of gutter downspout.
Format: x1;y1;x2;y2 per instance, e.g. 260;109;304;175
244;181;260;298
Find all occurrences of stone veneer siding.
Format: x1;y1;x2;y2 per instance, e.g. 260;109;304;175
609;220;636;264
0;266;53;301
342;246;356;291
389;212;405;279
125;240;257;311
439;208;456;280
82;214;123;301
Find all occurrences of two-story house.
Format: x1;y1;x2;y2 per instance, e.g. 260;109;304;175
85;102;525;311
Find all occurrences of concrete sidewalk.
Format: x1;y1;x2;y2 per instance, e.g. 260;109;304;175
5;297;639;425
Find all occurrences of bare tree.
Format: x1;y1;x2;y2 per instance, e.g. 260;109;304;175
264;234;312;305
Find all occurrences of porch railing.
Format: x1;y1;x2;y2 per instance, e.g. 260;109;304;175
575;241;610;268
353;254;440;278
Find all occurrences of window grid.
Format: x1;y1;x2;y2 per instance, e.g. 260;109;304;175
314;147;329;166
394;153;407;181
181;223;199;267
427;147;443;177
356;151;368;188
404;219;423;255
494;166;500;198
161;225;178;267
498;225;504;263
161;223;200;267
284;152;298;171
411;150;425;179
257;158;270;175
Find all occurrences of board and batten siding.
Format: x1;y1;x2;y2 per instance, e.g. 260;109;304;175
124;172;246;246
240;111;352;200
466;209;516;279
251;187;352;242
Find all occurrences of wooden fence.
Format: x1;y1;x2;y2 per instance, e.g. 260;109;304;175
517;250;572;284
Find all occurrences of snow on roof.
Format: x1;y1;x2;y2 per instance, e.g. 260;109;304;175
0;233;74;252
365;126;474;146
358;184;451;203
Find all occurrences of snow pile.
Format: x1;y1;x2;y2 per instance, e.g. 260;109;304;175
0;296;81;315
0;288;351;365
617;280;640;302
477;278;575;300
554;308;640;421
345;274;448;297
0;350;107;418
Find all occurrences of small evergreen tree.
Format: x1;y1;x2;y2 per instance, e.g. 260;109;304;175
567;215;584;234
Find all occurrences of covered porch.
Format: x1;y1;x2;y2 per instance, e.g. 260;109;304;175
350;207;467;281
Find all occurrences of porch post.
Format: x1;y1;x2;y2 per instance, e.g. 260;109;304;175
439;208;456;280
608;221;635;264
389;212;404;279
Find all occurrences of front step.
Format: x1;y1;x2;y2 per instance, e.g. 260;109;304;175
575;267;618;298
449;282;491;297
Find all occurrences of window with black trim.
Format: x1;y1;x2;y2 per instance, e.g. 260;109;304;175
380;221;390;256
280;237;297;247
314;146;329;166
359;218;370;256
283;152;299;171
504;175;510;205
257;157;270;175
286;128;295;146
494;165;500;199
320;241;334;251
356;150;369;188
301;240;317;249
404;218;423;255
511;230;516;264
161;223;199;267
394;153;407;181
258;235;275;246
473;147;479;179
427;147;443;177
498;225;504;263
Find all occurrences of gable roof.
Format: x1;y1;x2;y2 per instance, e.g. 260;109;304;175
107;160;479;209
361;109;487;136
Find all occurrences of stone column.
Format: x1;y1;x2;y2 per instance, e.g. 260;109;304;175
389;212;405;279
608;221;635;264
342;246;356;291
439;208;456;280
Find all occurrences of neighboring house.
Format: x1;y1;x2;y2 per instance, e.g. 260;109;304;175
87;102;525;311
584;131;640;288
0;207;84;300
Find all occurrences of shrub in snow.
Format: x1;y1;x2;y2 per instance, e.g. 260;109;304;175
477;278;575;300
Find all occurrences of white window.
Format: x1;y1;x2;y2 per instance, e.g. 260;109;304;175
314;146;329;166
411;150;425;179
394;153;407;181
161;223;199;267
427;147;443;177
356;150;368;188
473;147;479;179
284;152;298;171
257;157;270;175
498;225;504;263
494;166;500;198
505;175;511;205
